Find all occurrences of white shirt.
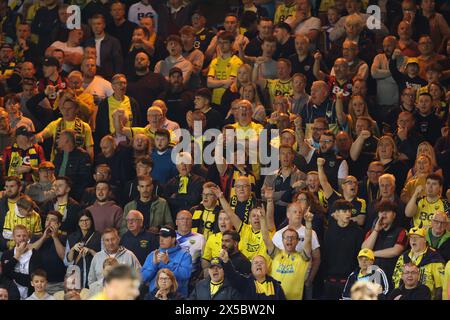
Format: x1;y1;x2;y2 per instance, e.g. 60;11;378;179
94;36;104;67
83;75;113;103
177;232;205;273
13;247;32;299
128;2;158;33
285;16;321;36
26;292;55;300
272;225;320;253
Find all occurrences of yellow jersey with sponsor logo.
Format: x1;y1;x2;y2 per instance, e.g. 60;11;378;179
274;3;297;24
266;78;293;105
269;248;310;300
238;223;273;261
208;55;243;105
413;197;450;228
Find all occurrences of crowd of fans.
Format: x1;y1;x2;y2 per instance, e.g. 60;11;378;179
0;0;448;301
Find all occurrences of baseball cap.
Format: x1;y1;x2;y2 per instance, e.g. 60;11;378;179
406;57;419;66
358;248;375;260
15;126;35;137
408;226;426;237
43;56;60;68
169;67;183;77
159;226;176;238
195;87;211;101
209;257;224;268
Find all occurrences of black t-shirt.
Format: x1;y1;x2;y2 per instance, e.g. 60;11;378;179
414;112;443;145
120;230;159;265
323;220;364;278
33;235;67;283
204;108;224;130
230;251;252;276
274;37;296;60
244;36;263;58
137;199;153;230
288;53;315;91
327;191;366;219
106;20;138;58
387;285;431;300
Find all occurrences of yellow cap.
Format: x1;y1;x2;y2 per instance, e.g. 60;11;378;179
358;248;375;260
408;226;426;237
406;57;419;66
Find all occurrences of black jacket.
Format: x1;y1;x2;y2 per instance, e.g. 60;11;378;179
163;173;205;217
40;197;82;235
223;261;286;300
189;277;241;300
0;275;20;300
53;148;92;201
85;34;123;80
145;288;185;300
1;248;42;296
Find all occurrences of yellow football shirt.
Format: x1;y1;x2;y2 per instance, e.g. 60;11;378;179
266;78;293;105
269;248;310;300
107;96;132;134
413;197;449;228
3;209;42;248
130;126;177;146
443;261;449;300
274;3;297;24
238;223;273;261
202;232;223;261
208;55;243;105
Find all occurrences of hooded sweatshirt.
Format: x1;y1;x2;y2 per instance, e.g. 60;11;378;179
86;201;123;234
87;246;141;287
141;244;192;297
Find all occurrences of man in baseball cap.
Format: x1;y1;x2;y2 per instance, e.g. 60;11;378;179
342;248;389;299
141;225;192;297
392;225;445;299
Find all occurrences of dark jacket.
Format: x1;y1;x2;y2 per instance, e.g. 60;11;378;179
66;229;102;288
95;144;135;189
0;275;20;300
342;266;390;299
1;248;42;296
163;173;205;217
85;34;123;80
189;277;241;300
223;261;286;300
145;288;185;300
94;95;141;146
40;197;82;235
53;147;92;201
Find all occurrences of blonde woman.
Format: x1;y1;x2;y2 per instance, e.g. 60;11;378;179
375;135;408;192
405;141;442;182
239;83;266;124
146;268;184;300
337;94;379;137
401;154;433;203
220;64;253;114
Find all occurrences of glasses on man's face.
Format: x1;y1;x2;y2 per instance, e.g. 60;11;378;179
319;139;333;144
403;271;419;275
127;218;142;223
235;185;250;189
283;236;298;241
297;198;307;202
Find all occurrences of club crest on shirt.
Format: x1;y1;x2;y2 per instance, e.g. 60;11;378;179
140;240;148;248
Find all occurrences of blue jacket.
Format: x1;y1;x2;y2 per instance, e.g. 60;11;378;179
141;244;192;297
151;148;178;185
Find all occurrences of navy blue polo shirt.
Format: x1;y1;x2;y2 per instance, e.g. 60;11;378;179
120;230;159;265
32;235;67;283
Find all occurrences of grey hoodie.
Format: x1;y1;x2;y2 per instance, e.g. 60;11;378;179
87;246;141;287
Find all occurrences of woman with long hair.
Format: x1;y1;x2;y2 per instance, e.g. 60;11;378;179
405;141;443;182
64;210;102;288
